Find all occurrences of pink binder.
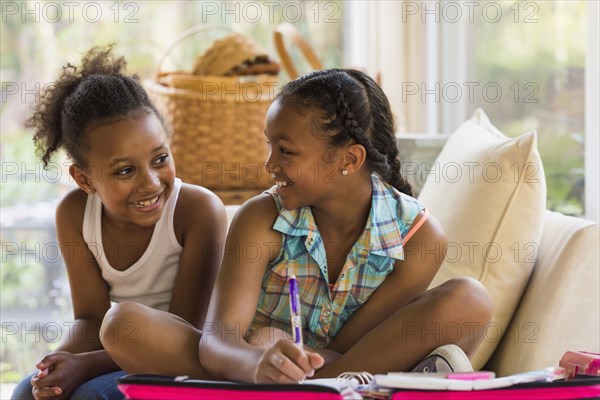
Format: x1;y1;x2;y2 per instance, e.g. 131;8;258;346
118;374;347;400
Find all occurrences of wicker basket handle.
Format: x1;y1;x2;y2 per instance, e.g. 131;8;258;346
154;25;232;82
273;23;323;80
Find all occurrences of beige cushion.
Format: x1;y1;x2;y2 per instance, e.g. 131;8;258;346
418;108;547;369
486;210;600;376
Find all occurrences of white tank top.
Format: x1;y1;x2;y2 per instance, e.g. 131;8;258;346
82;178;183;311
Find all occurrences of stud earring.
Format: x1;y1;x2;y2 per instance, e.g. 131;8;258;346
342;169;349;176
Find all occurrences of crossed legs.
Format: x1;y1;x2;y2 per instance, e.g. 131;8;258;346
101;277;492;379
315;277;494;377
100;302;213;379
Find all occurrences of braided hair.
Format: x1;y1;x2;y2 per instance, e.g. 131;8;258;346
276;69;413;196
28;44;168;169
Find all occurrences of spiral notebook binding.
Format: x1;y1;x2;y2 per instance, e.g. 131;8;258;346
337;371;374;385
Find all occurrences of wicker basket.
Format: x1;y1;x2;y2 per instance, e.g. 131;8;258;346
145;27;278;203
273;23;323;80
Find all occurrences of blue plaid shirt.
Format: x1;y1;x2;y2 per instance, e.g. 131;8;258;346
252;174;425;349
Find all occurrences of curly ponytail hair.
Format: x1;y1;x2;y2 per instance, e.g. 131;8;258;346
27;44;167;168
276;69;413;196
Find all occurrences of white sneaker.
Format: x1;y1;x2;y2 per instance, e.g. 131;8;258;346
410;344;473;373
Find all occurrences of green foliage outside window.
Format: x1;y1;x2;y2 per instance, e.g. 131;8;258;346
470;0;586;215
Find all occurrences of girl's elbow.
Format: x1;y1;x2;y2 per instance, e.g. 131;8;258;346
197;337;217;376
197;327;227;377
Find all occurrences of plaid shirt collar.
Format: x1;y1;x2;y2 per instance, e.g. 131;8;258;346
272;174;405;260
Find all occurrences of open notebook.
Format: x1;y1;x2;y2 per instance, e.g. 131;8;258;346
373;367;564;391
372;368;600;400
117;372;370;400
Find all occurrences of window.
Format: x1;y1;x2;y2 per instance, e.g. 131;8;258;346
467;1;588;217
347;0;597;219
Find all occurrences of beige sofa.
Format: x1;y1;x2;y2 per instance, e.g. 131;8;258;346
223;109;600;376
485;208;599;376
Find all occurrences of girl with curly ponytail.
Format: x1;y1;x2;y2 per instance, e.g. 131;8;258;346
12;45;225;400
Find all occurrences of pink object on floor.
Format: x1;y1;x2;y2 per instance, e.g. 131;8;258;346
559;351;600;379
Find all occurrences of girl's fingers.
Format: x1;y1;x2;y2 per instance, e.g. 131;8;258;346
36;355;57;370
33;386;62;398
269;352;285;368
257;341;322;383
307;352;325;370
268;352;307;382
31;373;57;390
30;375;42;389
37;368;49;378
281;344;316;376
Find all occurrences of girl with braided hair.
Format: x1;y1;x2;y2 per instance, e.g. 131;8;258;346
11;45;226;399
104;69;493;384
197;68;492;382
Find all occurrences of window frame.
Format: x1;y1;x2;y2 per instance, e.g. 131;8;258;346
585;0;599;222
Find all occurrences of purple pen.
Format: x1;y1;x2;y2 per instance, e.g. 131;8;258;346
288;275;303;349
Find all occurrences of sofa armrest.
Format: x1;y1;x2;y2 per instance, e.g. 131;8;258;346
486;209;600;376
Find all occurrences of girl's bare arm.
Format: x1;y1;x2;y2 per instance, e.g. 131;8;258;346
169;184;227;327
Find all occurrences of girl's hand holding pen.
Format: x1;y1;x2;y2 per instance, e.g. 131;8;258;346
253;272;325;383
252;274;324;383
254;339;324;384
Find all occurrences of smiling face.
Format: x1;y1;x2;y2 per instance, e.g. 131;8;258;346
264;99;345;210
75;111;176;228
